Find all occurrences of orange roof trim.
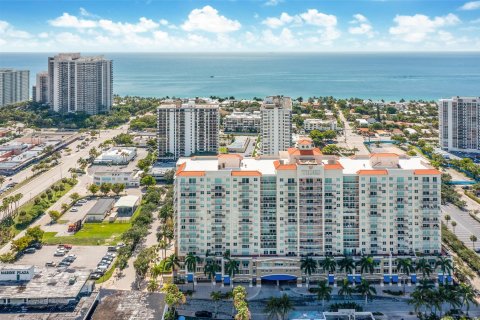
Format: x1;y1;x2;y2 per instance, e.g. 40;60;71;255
231;171;262;177
324;163;344;170
175;162;187;175
274;160;297;171
297;138;312;145
357;169;388;175
218;154;243;159
414;169;441;175
370;153;399;158
177;171;206;177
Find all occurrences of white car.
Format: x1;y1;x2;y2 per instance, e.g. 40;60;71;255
54;250;66;257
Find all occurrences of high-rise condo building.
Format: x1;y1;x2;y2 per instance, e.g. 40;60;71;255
0;68;29;107
48;53;112;115
174;139;442;285
157;100;219;161
34;71;49;104
439;96;480;153
261;96;293;155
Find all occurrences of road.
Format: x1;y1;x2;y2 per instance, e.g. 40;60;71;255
336;110;370;155
442;204;480;250
0;124;128;221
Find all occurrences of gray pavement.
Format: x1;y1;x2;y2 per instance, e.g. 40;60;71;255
336;111;369;156
443;203;480;250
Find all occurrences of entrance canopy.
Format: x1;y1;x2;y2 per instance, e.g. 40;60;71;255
261;274;297;281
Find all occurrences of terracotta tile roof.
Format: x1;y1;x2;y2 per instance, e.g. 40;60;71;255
357;169;388;175
369;153;399;158
218;154;243;159
297;138;312;145
177;171;206;177
231;171;262;176
324;163;344;170
175;162;186;175
414;169;441;175
288;148;322;156
274;160;297;171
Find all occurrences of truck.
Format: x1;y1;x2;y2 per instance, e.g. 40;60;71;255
68;219;82;233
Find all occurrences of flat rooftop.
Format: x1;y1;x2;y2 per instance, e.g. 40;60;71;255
87;198;115;215
0;268;90;299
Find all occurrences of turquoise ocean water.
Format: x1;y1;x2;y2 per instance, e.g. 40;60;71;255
1;52;479;100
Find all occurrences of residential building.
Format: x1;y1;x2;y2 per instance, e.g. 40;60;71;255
224;111;261;133
157;100;219;161
48;53;112;115
93;168;141;187
304;119;337;132
261;96;293;156
0;68;29;107
174;141;442;285
35;71;48;104
439;97;480;153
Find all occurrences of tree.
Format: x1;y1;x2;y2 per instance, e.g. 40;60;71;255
338;257;355;275
357;255;375;275
48;210;61;223
470;234;477;249
111;183;126;196
69;192;80;202
316;280;332;308
318;256;336;275
88;184;99;196
415;258;433;278
147;278;159;292
0;175;5;186
211;291;223;318
300;257;317;288
397;258;414;292
338;279;353;300
444;214;451;227
356;279;376;304
163;169;175;184
322;144;341;155
185;252;200;290
164;253;180;277
451;221;457;234
140;175;156;187
204;260;220;286
436;257;453;281
225;258;240;287
11;235;33;253
162;283;186;318
458;283;479;315
25;226;44;243
100;183;111;196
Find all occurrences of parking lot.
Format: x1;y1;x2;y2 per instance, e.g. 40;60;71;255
42;198;97;236
17;245;109;272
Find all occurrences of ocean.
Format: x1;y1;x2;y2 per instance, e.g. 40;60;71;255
1;52;479;100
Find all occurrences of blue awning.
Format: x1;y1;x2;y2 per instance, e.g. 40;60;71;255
438;273;444;283
392;274;398;283
411;274;417;284
355;275;361;283
447;275;452;283
347;274;354;283
187;273;194;283
261;274;297;281
383;275;390;283
328;274;335;284
215;272;222;282
224;275;230;285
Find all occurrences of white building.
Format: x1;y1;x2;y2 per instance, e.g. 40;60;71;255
93;168;141;187
224;111;261;133
93;147;136;165
174;142;442;284
439;97;480;153
48;53;112;115
0;68;29;107
261;96;293;155
35;71;48;104
304;118;337;132
356;119;369;127
157;100;219;161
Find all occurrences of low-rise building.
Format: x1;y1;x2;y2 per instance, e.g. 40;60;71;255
224;111;261;133
355;119;369;127
93;147;136;165
114;195;140;218
93;168;141;187
85;198;115;222
227;136;250;153
304;119;337;132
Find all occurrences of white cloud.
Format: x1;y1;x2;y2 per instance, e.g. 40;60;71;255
471;18;480;24
300;9;337;28
181;6;241;33
264;0;281;6
262;12;297;28
38;32;49;38
262;28;296;46
349;14;374;38
98;17;158;35
49;13;97;29
459;1;480;10
79;7;97;18
0;20;31;38
389;13;460;42
159;19;169;26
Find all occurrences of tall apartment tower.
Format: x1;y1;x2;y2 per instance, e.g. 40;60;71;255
439;97;480;153
48;53;113;115
34;71;48;104
261;96;293;155
0;68;29;107
157;100;219;161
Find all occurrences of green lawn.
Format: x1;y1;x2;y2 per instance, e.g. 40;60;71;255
43;223;131;245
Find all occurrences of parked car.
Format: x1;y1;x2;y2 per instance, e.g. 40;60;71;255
106;252;117;258
45;261;57;267
107;246;117;252
58;262;70;267
54;250;66;256
95;268;106;275
30;242;43;249
24;248;36;254
70;208;79;212
90;273;102;280
195;311;213;318
59;244;72;250
103;255;113;262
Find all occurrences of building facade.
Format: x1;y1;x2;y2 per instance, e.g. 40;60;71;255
93;168;141;187
439;97;480;153
261;96;293;155
224;111;261;133
174;141;442;284
304;118;337;132
0;69;29;107
48;53;112;115
35;71;49;104
157;100;219;161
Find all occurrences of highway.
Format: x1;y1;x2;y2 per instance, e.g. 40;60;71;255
0;124;128;221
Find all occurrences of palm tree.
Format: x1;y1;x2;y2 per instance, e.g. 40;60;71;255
436;257;453;284
357;255;375;275
444;214;451;227
338;279;353;300
204;260;220;286
451;221;457;234
0;175;5;186
396;258;414;292
264;294;293;320
225;258;240;287
316;280;332;309
458;283;479;315
415;258;432;279
164;254;180;278
151;263;166;284
356;279;376;304
184;253;200;291
470;234;477;249
211;291;223;318
318;256;336;276
277;294;294;320
338;256;355;275
147;278;159;292
409;279;434;316
300;257;317;288
440;284;462;312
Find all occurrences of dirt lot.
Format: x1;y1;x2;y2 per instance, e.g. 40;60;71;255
16;245;109;272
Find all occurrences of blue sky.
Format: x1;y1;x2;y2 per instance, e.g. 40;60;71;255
1;0;480;51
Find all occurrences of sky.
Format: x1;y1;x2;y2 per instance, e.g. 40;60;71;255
1;0;480;52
